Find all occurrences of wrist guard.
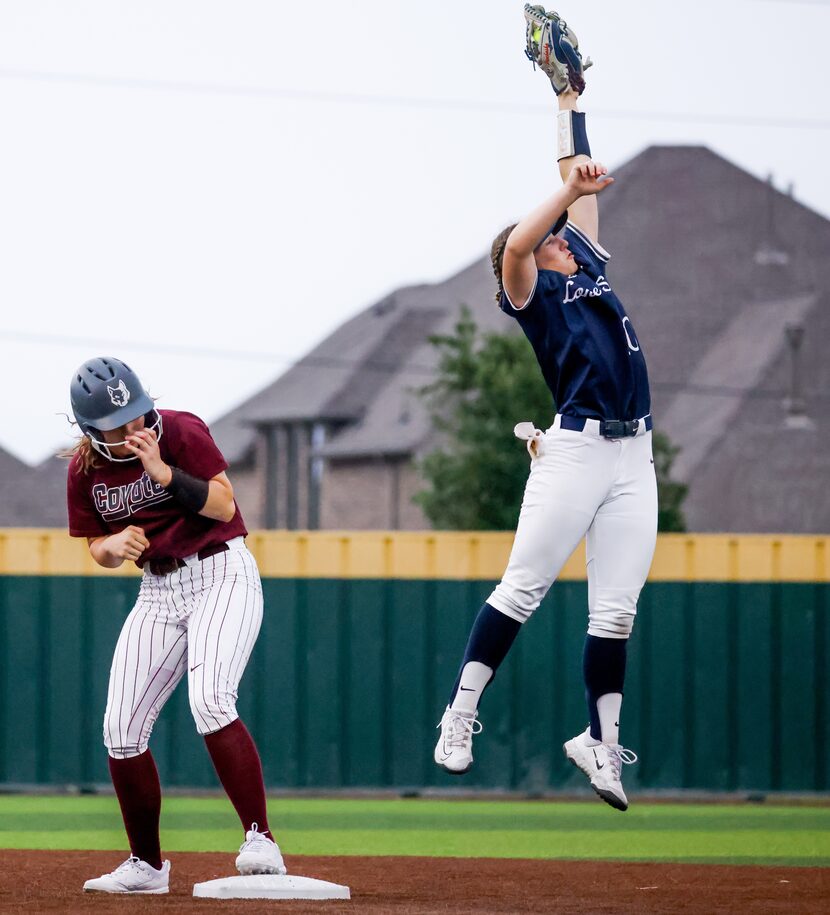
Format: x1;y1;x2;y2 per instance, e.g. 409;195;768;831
557;110;591;161
164;467;209;513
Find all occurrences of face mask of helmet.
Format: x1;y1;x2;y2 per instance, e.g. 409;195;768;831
87;410;164;462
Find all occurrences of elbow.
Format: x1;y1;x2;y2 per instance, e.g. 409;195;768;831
205;502;236;524
504;234;534;260
504;235;524;257
219;499;237;524
206;477;237;523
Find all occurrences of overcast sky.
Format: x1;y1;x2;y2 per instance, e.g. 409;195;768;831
1;0;828;464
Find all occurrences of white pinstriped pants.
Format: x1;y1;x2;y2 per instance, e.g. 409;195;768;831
103;538;264;759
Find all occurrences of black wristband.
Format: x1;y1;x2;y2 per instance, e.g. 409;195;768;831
164;466;209;513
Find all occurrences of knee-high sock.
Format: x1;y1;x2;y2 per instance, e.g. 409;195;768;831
108;750;162;870
583;634;627;743
204;718;272;838
448;602;521;712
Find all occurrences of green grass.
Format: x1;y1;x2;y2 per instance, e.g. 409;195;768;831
1;796;828;866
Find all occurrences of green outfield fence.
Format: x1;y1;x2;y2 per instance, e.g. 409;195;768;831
0;530;827;793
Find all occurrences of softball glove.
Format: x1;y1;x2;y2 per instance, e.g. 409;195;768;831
523;4;593;95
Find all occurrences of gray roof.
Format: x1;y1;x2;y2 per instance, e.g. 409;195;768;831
211;256;514;464
0;449;68;527
0;444;26;478
658;292;816;482
317;258;512;459
683;292;830;532
597;146;830;531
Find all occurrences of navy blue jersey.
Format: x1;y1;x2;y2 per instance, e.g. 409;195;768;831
499;222;650;421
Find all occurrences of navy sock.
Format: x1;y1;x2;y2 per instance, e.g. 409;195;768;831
448;602;521;705
583;634;627;741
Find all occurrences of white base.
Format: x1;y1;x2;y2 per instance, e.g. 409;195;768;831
193;874;351;900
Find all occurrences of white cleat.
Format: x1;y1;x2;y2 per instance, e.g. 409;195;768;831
434;706;483;775
563;728;638;811
235;823;287;876
83;856;170;894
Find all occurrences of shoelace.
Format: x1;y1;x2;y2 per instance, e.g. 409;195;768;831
608;747;638;780
112;856;143;875
439;712;483;749
240;822;269;852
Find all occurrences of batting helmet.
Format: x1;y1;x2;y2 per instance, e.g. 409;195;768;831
70;357;161;460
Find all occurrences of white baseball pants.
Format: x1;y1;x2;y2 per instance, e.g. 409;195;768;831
488;416;658;637
103;537;263;759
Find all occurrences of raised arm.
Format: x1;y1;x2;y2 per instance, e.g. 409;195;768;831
502;162;613;307
501;184;579;307
500;7;612;307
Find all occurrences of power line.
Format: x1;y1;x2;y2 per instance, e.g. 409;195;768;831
1;67;828;131
2;328;828;404
0;328;354;370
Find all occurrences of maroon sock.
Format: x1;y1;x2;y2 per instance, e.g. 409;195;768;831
108;751;163;870
204;718;272;838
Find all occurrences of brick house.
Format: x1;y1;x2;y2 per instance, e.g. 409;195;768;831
210;146;830;533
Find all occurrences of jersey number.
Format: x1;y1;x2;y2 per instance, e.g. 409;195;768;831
622;316;640;353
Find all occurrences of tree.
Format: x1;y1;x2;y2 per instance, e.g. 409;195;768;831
651;431;688;532
415;308;687;532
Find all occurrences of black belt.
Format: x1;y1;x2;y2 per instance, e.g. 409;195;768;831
559;414;653;438
148;542;229;576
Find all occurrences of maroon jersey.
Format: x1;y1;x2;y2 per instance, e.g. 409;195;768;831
67;409;247;567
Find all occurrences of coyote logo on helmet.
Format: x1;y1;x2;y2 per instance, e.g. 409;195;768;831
107;380;131;407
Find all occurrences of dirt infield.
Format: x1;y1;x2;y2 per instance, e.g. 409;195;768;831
0;850;826;914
